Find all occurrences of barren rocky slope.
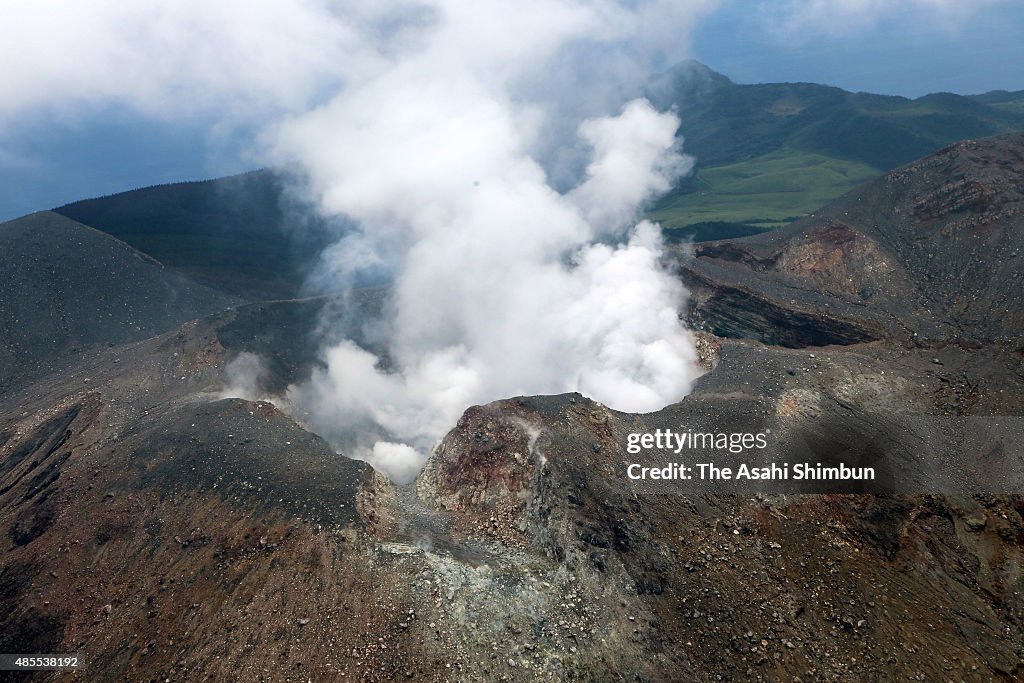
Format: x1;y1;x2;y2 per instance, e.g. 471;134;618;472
1;135;1023;681
677;133;1024;351
54;171;336;301
0;212;238;396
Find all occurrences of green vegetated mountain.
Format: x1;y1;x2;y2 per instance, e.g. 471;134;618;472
646;61;1024;240
54;170;337;301
49;61;1024;296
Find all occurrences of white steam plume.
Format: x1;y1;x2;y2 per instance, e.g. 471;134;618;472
274;2;708;482
219;352;271;402
1;0;718;482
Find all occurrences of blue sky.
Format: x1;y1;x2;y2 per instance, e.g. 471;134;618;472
694;0;1024;96
1;0;1022;222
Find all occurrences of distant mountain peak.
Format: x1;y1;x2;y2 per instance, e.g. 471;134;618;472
667;59;731;82
646;59;732;110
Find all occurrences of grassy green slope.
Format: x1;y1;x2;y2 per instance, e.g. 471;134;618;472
51;66;1024;273
646;64;1024;239
649;150;878;229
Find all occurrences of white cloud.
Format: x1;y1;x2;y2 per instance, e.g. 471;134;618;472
0;0;361;121
764;0;1010;37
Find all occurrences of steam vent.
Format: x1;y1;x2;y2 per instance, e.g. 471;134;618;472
3;3;1024;680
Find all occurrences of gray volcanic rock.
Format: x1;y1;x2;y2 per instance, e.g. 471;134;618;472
1;134;1023;681
415;391;1024;681
678;133;1024;350
213;286;389;393
0;310;388;680
0;212;237;394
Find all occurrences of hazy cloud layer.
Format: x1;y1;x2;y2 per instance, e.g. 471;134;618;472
762;0;1012;36
0;0;359;121
1;0;1006;123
